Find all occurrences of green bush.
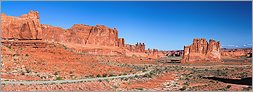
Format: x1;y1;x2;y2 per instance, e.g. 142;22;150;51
6;46;11;49
97;74;101;77
56;77;62;80
98;79;102;82
109;74;115;77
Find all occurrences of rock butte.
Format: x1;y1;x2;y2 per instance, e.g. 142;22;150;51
181;38;221;63
1;10;161;59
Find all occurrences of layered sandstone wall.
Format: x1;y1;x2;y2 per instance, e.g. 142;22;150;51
118;38;125;48
1;10;42;40
2;11;157;57
42;24;120;47
221;48;252;58
181;38;221;63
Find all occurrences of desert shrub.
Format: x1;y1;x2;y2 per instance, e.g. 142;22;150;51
63;45;68;50
143;74;151;78
179;86;187;91
97;74;101;77
98;79;102;82
69;71;74;74
21;72;25;75
25;54;29;57
102;74;107;77
226;85;231;89
6;46;11;49
54;72;58;76
56;77;62;80
136;88;144;90
109;74;115;77
183;82;189;86
105;79;109;83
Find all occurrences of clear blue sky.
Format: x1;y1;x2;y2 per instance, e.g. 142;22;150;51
2;1;252;50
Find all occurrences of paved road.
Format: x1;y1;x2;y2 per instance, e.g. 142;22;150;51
1;70;151;85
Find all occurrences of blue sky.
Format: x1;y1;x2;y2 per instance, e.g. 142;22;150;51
2;1;252;50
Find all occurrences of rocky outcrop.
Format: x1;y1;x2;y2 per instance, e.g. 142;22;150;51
125;43;145;53
86;25;119;46
118;38;125;48
1;10;42;40
41;24;67;43
146;49;159;59
221;48;252;58
181;38;221;63
42;24;120;47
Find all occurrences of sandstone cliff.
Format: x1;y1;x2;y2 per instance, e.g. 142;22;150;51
1;10;42;40
42;24;120;46
221;48;252;58
2;11;157;57
181;38;221;63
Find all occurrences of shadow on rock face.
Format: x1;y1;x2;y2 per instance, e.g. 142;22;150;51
203;77;252;86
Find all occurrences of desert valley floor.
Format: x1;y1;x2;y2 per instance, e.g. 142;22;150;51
1;40;252;91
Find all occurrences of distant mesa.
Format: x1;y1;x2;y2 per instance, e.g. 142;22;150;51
181;38;221;63
221;48;252;58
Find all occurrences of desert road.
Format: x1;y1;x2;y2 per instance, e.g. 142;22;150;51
1;70;151;85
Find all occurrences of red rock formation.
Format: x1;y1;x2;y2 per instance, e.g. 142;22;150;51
2;10;152;57
181;38;221;63
41;24;67;43
221;48;252;58
118;38;125;48
86;25;119;46
42;24;120;47
125;43;145;53
67;24;93;44
1;10;42;39
146;49;159;59
207;39;221;59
